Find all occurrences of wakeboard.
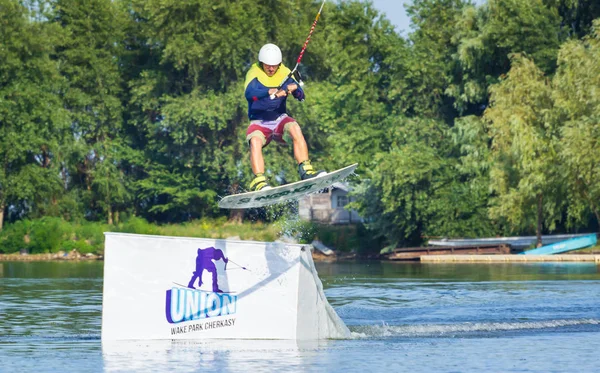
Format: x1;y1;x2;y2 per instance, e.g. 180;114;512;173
218;163;358;209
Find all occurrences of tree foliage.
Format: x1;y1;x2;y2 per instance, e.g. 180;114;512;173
0;0;68;228
448;0;562;115
553;19;600;226
0;0;598;251
484;54;563;243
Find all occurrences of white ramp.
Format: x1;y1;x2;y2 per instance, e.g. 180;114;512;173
101;233;350;341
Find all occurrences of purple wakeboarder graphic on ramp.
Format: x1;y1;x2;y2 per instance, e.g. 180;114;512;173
187;247;229;293
164;247;238;324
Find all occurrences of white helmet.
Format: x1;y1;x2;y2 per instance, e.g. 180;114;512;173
258;43;282;65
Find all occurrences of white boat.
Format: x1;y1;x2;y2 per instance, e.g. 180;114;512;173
428;233;596;251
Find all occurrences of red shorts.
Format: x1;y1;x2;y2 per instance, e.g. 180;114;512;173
246;114;297;146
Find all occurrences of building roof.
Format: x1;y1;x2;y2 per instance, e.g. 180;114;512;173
331;182;350;192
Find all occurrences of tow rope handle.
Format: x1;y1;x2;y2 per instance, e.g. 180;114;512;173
270;0;326;100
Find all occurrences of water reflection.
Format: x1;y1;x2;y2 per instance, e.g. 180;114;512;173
0;262;103;340
0;261;103;279
316;261;600;283
1;260;600;373
102;339;329;373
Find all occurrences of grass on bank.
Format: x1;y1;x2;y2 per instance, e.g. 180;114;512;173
0;216;380;256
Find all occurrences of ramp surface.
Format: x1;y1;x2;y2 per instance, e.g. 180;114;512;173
102;233;350;340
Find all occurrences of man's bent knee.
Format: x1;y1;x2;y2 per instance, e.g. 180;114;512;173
247;130;266;147
283;121;301;143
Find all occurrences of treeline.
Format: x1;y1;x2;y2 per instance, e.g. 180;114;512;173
0;0;599;249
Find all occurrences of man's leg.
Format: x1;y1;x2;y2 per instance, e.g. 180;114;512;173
283;121;326;179
249;136;266;175
187;272;198;289
207;266;222;293
188;266;204;289
247;133;272;191
284;122;309;164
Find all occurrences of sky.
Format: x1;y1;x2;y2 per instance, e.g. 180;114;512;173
370;0;413;35
370;0;487;35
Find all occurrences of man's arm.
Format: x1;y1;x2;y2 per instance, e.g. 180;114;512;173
245;78;271;101
282;78;305;101
213;249;227;262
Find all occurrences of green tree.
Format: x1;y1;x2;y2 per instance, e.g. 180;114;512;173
429;115;496;238
351;118;452;248
449;0;562;115
124;0;350;221
302;0;409;172
0;0;69;230
51;0;131;224
406;0;468;119
352;115;497;249
547;0;600;38
484;54;564;246
123;0;264;220
552;19;600;227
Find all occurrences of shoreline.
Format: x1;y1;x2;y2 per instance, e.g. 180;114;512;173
2;251;600;263
0;251;352;262
421;254;600;263
0;251;103;261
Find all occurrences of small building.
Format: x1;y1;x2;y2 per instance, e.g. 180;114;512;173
298;183;363;224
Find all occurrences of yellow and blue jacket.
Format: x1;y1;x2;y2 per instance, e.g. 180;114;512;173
244;62;305;121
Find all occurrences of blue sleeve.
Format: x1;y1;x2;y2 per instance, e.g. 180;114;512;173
282;77;305;101
245;77;284;119
245;78;270;101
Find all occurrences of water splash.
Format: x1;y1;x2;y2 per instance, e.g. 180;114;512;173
350;318;600;339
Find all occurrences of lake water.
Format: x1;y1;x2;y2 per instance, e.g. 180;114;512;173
1;260;599;372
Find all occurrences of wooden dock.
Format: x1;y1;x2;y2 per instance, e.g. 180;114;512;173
389;244;511;261
389;233;600;262
421;254;600;263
